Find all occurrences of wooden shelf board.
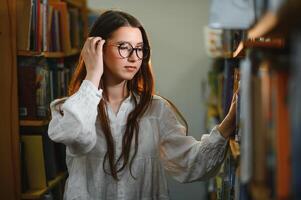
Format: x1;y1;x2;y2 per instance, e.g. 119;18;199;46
232;38;285;58
63;0;85;8
244;38;285;49
17;50;42;57
43;49;80;58
17;49;80;58
20;119;49;127
21;172;67;199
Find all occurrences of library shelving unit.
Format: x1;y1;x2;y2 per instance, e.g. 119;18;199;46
0;0;88;199
206;1;301;199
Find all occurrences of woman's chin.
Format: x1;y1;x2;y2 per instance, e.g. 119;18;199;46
121;73;137;80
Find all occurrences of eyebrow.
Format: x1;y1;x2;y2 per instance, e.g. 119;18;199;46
117;41;144;46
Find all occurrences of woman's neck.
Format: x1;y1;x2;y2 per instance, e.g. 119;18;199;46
104;77;129;104
103;78;129;115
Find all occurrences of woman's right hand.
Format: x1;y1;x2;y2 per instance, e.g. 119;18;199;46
82;37;106;88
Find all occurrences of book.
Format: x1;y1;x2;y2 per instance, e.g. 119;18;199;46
18;58;37;119
68;8;81;48
239;55;253;184
16;0;33;50
42;131;58;181
251;73;269;200
21;132;59;191
49;1;71;53
18;57;51;119
22;135;47;190
273;70;291;199
223;59;236;117
20;140;29;192
289;33;301;200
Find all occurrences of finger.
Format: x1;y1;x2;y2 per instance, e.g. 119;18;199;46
86;37;96;52
235;82;240;94
90;37;103;53
231;94;238;106
82;38;92;54
96;39;106;55
232;86;240;103
233;88;239;96
88;37;95;52
231;92;236;103
86;37;94;46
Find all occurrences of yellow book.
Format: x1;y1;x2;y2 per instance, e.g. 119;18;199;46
22;135;47;190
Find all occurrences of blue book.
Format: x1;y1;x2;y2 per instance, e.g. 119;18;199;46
290;34;301;200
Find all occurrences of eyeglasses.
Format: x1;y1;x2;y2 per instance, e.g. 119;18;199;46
107;42;149;60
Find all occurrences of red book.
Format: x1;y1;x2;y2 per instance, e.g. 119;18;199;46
273;71;291;199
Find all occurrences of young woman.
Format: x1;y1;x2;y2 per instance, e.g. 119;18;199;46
48;10;237;200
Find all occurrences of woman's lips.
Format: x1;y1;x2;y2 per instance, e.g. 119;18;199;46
124;66;137;72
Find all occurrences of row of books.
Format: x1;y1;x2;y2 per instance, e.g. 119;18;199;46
238;50;291;200
17;0;84;52
18;56;77;120
205;0;301;199
205;58;239;128
205;58;239;200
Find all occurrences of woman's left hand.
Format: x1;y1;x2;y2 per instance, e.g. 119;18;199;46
217;90;238;138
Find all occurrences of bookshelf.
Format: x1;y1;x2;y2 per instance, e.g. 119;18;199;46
0;0;88;199
0;0;20;200
205;1;301;199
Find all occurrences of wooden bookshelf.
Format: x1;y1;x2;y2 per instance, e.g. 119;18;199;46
1;0;20;199
21;172;67;199
0;0;89;199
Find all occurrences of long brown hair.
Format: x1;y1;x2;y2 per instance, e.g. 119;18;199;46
65;10;154;180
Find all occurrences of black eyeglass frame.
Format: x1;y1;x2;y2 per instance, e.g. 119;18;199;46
106;42;149;60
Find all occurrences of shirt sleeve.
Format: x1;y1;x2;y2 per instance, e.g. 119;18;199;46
48;80;102;156
158;100;228;183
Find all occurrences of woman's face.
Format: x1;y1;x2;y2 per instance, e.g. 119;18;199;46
103;26;144;83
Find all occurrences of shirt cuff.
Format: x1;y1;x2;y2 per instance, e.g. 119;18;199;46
82;79;103;98
208;125;227;144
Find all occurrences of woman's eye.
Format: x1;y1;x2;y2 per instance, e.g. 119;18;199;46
119;46;128;50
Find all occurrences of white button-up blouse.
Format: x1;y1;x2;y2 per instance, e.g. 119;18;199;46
48;80;228;200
